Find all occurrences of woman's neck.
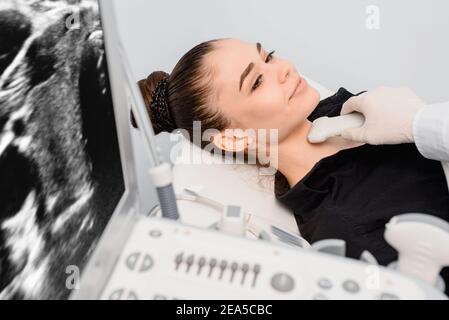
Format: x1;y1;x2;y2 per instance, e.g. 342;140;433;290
277;120;364;187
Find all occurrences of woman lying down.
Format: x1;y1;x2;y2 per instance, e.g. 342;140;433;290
133;38;449;290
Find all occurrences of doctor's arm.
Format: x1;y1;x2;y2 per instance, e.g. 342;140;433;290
413;101;449;162
340;87;449;162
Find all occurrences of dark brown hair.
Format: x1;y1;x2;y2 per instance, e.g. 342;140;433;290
131;40;230;148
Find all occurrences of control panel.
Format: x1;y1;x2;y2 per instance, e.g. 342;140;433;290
101;217;446;300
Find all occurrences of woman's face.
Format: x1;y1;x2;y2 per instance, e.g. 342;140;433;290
205;39;320;144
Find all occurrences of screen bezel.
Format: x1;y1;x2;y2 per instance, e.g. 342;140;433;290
70;0;157;299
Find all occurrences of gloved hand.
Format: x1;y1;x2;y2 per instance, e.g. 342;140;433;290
340;87;425;144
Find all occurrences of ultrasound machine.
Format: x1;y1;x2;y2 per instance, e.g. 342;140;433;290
2;0;446;300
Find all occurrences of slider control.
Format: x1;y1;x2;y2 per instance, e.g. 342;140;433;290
241;263;249;285
186;255;194;273
197;257;206;275
252;264;261;287
208;258;217;278
219;260;228;280
174;252;183;270
230;262;238;282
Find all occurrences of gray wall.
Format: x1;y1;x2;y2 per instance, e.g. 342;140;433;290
113;0;449;103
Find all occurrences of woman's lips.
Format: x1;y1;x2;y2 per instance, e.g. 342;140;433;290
290;77;307;100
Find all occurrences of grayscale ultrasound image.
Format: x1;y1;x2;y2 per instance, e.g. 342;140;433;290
0;0;124;299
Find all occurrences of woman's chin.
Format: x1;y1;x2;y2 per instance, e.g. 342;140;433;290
293;84;320;113
306;84;321;103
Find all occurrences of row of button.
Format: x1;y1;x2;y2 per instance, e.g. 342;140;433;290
317;278;360;293
174;252;261;287
313;292;399;300
316;278;399;299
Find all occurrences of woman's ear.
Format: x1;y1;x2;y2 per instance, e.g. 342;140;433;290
211;129;254;152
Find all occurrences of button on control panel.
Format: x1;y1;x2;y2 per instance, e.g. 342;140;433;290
271;273;295;292
342;280;360;293
317;278;333;290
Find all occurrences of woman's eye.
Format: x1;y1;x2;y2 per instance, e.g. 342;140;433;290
265;50;275;63
251;75;263;91
251;50;275;92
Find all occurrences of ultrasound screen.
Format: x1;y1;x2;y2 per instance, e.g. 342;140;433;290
0;0;125;299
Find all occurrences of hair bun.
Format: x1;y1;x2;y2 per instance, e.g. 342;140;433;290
131;70;176;134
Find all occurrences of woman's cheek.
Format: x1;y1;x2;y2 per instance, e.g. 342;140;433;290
259;90;283;110
254;99;281;122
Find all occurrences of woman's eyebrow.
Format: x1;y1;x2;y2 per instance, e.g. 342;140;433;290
239;42;263;92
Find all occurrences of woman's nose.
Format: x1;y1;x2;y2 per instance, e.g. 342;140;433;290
278;62;292;84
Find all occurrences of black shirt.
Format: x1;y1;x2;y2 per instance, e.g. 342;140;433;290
275;88;449;288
